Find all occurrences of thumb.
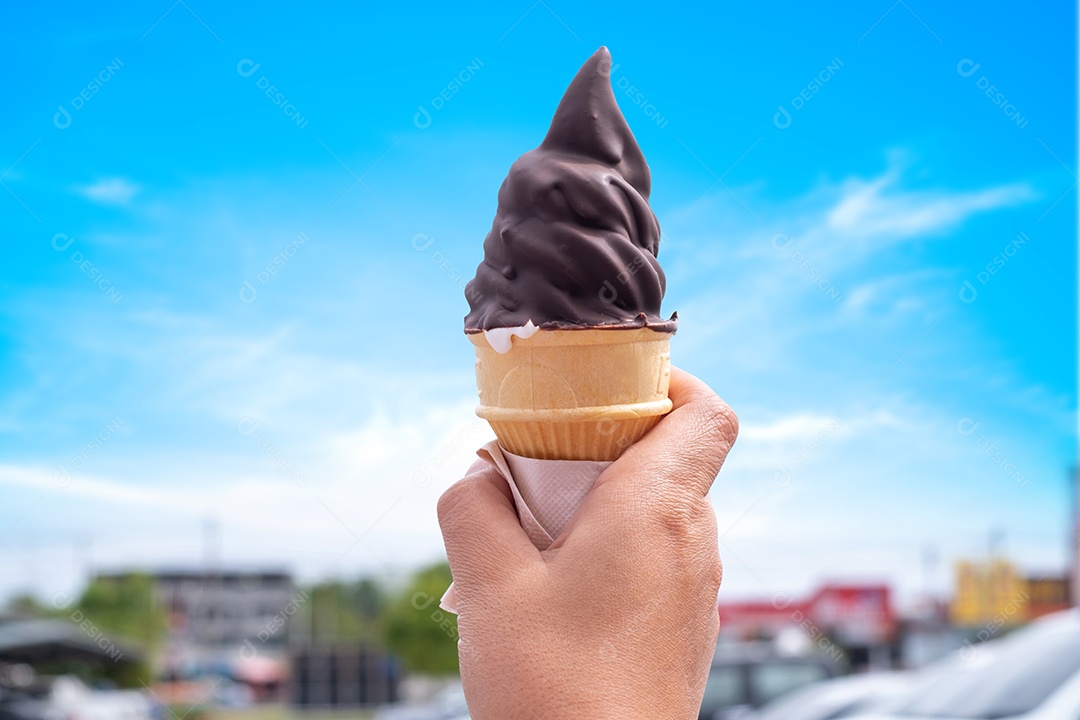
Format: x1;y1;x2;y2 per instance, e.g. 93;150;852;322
438;458;540;588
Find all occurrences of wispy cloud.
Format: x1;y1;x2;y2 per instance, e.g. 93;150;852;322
0;396;491;596
75;177;141;205
669;155;1038;283
825;169;1034;244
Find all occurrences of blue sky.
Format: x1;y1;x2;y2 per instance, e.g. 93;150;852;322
0;1;1076;606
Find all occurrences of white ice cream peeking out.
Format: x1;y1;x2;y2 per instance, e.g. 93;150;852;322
483;320;539;353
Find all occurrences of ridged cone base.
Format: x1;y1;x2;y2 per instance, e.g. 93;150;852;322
468;328;673;461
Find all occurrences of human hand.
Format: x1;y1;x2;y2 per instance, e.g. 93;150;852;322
438;367;738;719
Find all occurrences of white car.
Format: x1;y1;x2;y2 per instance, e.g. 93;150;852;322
724;672;913;720
46;676;155;720
851;609;1080;720
373;682;469;720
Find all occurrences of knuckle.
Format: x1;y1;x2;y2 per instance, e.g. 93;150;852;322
676;398;738;494
697;397;739;448
709;553;724;593
437;477;482;529
654;496;712;548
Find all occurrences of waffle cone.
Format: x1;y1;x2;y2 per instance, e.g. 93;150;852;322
468;328;673;461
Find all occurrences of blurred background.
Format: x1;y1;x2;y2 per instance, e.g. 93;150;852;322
0;1;1076;718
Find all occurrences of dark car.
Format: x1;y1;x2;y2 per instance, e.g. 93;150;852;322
699;644;843;720
0;694;55;720
0;674;56;720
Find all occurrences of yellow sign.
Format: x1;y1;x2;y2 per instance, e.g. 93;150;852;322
951;559;1028;627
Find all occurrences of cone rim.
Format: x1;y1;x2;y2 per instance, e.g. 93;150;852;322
476;397;673;423
468;326;673;350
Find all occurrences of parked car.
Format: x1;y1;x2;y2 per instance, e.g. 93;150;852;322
374;682;469;720
205;675;255;708
0;674;157;720
850;608;1080;720
723;672;913;720
700;643;843;719
0;665;52;720
0;695;57;720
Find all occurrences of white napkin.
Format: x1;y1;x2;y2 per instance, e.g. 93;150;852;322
440;440;611;613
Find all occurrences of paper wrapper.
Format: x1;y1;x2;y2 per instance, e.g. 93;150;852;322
469;328;673;461
440;441;611;613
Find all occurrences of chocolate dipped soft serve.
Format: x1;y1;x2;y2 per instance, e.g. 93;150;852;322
465;46;676;334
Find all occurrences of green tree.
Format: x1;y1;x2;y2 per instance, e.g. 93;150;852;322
306;579;385;644
353;577;383;620
2;593;52;618
75;573;167;686
77;573;166;647
381;562;458;675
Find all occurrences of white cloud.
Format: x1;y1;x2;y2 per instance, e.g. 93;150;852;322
662;156;1041;384
839;268;959;322
825;171;1033;242
76;177;140;205
740;413;849;442
0;397;493;600
710;397;1069;602
674;158;1037;275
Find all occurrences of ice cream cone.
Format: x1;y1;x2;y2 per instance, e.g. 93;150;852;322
469;328;673;461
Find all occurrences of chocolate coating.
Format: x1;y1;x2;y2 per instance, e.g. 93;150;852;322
464;47;676;333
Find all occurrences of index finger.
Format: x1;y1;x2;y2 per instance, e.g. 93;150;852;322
601;366;738;498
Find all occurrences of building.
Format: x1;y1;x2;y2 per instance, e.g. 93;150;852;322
291;648;400;708
899;597;967;669
717;583;896;669
950;559;1071;627
96;569;300;674
950;559;1027;628
0;618;142;670
1025;575;1071;618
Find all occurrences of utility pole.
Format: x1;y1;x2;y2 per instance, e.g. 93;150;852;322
202;516;221;571
988;526;1006;560
921;545;939;598
74;532;93;583
201;516;222;665
1070;467;1079;607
